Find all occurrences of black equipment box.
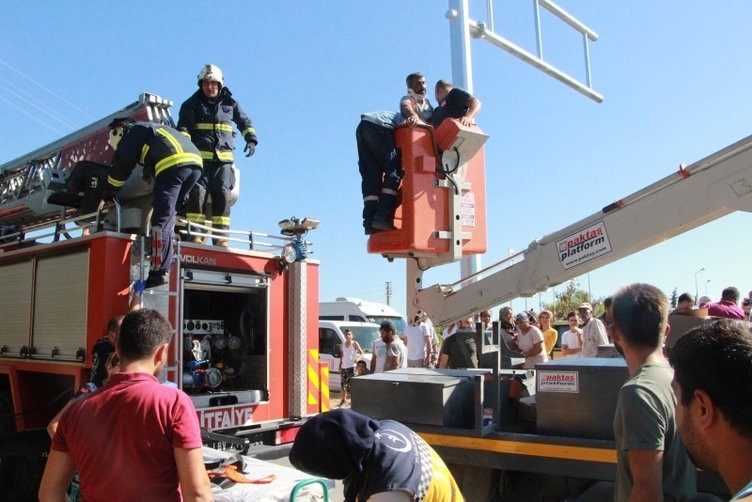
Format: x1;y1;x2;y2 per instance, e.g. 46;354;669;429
535;358;628;440
351;368;478;428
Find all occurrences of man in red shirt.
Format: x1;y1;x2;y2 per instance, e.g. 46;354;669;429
39;309;212;502
701;286;746;319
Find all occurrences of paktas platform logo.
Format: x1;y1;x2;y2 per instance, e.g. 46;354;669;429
556;221;612;270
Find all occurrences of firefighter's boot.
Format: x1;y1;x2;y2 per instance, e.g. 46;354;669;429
371;194;398;231
213;224;229;247
362;199;380;235
145;270;168;289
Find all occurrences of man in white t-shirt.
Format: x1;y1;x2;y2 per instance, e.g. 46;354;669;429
403;315;432;367
370;338;387;374
560;311;583;358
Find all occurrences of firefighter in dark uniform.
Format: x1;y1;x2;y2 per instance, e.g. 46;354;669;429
178;64;257;246
105;119;203;288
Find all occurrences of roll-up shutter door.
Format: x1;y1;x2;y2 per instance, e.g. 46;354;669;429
0;261;33;351
33;250;89;358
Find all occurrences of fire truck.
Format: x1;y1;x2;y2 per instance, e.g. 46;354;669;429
0;94;324;497
353;119;752;499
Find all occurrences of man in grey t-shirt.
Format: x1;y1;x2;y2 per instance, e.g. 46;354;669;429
380;321;407;371
610;284;696;501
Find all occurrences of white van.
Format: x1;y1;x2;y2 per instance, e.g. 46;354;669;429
319;297;407;335
318;320;380;392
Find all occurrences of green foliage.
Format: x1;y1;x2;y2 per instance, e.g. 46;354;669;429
669;288;678;308
543;280;606;320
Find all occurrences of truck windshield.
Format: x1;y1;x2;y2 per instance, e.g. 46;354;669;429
346;325;382;353
367;316;407;334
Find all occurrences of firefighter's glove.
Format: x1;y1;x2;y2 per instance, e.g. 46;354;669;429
102;187;118;202
243;142;256;157
133;279;146;295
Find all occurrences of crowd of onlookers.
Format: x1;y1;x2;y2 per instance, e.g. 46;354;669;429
394;285;752;372
338;285;752;403
339;283;752;501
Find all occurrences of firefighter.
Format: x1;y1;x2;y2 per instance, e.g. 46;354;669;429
105;119;203;288
178;64;258;246
357;111;403;233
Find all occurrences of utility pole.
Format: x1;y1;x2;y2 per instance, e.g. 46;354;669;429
386;281;393;306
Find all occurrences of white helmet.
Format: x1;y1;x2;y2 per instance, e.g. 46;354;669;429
197;64;224;87
108;126;124;150
107;117;129;150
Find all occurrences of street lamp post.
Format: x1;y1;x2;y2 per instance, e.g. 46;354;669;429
694;268;706;304
705;279;711;296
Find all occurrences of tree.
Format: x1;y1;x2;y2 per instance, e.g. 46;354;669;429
669;288;678;308
543;280;605;320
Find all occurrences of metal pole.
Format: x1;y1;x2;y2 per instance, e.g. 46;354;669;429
486;0;494;32
448;0;481;281
534;0;544;59
694;267;706;303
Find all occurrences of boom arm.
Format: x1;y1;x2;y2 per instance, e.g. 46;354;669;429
413;134;752;326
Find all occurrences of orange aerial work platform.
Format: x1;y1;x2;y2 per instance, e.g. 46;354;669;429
368;119;488;261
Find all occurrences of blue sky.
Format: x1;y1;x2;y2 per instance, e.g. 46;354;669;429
2;2;751;318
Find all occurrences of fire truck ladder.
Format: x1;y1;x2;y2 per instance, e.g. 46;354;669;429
134;225;183;387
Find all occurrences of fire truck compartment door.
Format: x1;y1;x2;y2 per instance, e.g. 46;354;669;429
0;261;34;353
33;251;89;359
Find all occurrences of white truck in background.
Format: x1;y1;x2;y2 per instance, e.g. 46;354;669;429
318;320;380;392
319;297;407;334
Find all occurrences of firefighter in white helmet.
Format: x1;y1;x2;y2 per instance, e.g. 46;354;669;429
178;64;258;247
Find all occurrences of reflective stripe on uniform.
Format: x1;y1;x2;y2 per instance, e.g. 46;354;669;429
179;131;191;139
186;213;206;223
216;150;233;162
211;216;230;226
199;150;234;162
107;176;126;188
154;152;203;177
156;127;183;152
140;145;150;165
241;126;256;137
195;122;233;132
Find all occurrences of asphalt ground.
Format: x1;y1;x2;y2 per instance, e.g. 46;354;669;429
253;390;346;501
